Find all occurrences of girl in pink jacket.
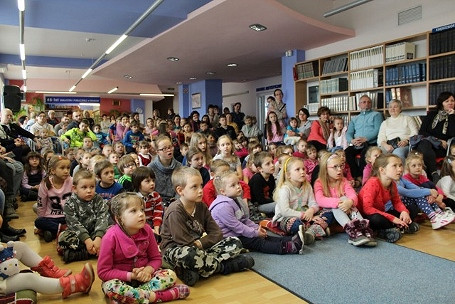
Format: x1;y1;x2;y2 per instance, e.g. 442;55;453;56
97;192;189;304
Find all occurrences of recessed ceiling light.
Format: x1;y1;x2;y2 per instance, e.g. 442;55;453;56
227;63;238;67
123;74;133;79
167;57;180;62
249;24;267;32
176;81;182;85
189;77;197;80
206;71;216;75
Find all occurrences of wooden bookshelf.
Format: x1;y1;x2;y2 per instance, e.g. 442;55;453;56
293;30;454;119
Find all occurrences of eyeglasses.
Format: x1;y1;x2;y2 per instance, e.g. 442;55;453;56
157;146;173;152
328;164;345;170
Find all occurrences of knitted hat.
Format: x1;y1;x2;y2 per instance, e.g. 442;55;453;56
0;247;15;263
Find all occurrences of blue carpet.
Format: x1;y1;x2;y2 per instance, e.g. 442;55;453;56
248;234;455;304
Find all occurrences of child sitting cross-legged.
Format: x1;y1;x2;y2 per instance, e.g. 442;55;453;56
58;169;110;263
98;193;189;304
209;171;303;255
248;152;277;217
95;160;124;203
160;167;254;286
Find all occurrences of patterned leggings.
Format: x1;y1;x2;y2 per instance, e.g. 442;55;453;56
401;196;441;216
102;269;176;304
163;237;243;278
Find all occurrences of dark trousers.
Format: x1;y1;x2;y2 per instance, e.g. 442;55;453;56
35;217;66;236
238;235;292;255
20;187;38;201
307;140;327;152
365;204;419;230
345;145;369;179
0;159;14;197
415;139;446;175
443;198;455;210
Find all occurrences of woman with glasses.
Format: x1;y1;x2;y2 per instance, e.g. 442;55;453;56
147;135;182;206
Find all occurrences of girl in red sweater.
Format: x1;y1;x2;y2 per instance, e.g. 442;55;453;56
358;154;419;243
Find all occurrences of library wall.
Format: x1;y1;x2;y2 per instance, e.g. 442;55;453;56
306;0;454;60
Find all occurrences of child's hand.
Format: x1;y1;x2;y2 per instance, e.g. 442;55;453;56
392;217;407;228
302;209;315;221
93;237;102;255
257;227;267;238
84;238;96;255
153;226;160;235
338;199;353;213
135;266;153;282
399;211;412;225
435;195;446;209
427;195;435;203
430;189;438;197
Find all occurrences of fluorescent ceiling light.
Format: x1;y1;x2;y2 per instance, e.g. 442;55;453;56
80;103;100;106
81;68;93;79
36;91;77;94
19;44;25;60
323;0;373;17
140;93;174;97
69;85;76;92
108;87;118;94
106;34;128;54
189;77;197;80
167;57;180;62
17;0;25;11
21;69;26;79
23;85;27;92
249;24;267;32
227;63;238;67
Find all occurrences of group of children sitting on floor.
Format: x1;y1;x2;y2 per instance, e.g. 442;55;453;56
9;114;455;303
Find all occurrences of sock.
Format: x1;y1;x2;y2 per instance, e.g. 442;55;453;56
153;285;190;302
428;212;437;220
5;272;62;294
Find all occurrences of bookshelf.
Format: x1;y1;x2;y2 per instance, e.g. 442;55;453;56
293;29;455;120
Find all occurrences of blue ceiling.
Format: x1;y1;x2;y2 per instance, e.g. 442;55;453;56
0;0;212;37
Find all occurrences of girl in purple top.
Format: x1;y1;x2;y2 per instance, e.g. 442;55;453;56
98;192;189;304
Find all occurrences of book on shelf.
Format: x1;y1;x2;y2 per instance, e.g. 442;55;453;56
349;45;384;70
386;87;413;107
320;78;348;94
429;54;455;80
349;69;383;90
354;91;384;109
295;61;319;80
322;56;348;75
429;26;455;55
429;81;455;105
385;42;415;63
385;62;426;85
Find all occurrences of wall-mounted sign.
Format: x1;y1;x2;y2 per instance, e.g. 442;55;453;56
45;96;100;104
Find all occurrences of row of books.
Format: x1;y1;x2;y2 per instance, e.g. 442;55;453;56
294;61;318;80
429;27;455;55
429;54;455;80
321;56;348;75
349;69;383;90
385;62;426;86
385;42;416;63
305;103;320;114
385;87;413;107
429;81;455;105
349;45;384;70
321;95;352;112
319;78;348;94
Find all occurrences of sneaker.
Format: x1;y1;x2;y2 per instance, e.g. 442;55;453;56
430;214;451;230
377;228;402;243
298;224;315;245
174;267;199;286
221;255;255;275
443;208;455;223
361;229;378;247
403;222;420;234
43;230;54;242
347;233;371;247
290;234;302;253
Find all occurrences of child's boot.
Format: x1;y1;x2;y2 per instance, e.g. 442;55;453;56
59;263;94;298
358;219;377;247
220;255;254;275
31;255;72;278
344;219;370;247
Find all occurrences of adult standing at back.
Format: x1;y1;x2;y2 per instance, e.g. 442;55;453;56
231;102;245;130
415;91;455;182
345;95;383;183
377;99;418;163
273;89;287;129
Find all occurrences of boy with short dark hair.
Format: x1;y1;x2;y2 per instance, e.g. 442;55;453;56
160;167;254;286
123;121;144;153
248;152;276;216
92;124;110;148
94;160;123;202
117;155;136;191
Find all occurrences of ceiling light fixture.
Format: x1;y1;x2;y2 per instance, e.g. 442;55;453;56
227;63;238;67
176;82;182;85
21;69;26;79
106;34;128;55
189;77;197;80
206;71;215;75
249;24;267;32
17;0;25;11
81;68;93;79
23;85;27;92
69;85;76;92
80;103;100;106
108;86;118;94
323;0;373;17
123;74;133;79
36;91;77;94
140;93;174;97
167;57;180;62
19;44;25;60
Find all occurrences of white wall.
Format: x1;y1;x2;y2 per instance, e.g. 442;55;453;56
306;0;455;59
222;75;281;118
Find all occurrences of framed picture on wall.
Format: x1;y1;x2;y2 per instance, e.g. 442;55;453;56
192;93;201;109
